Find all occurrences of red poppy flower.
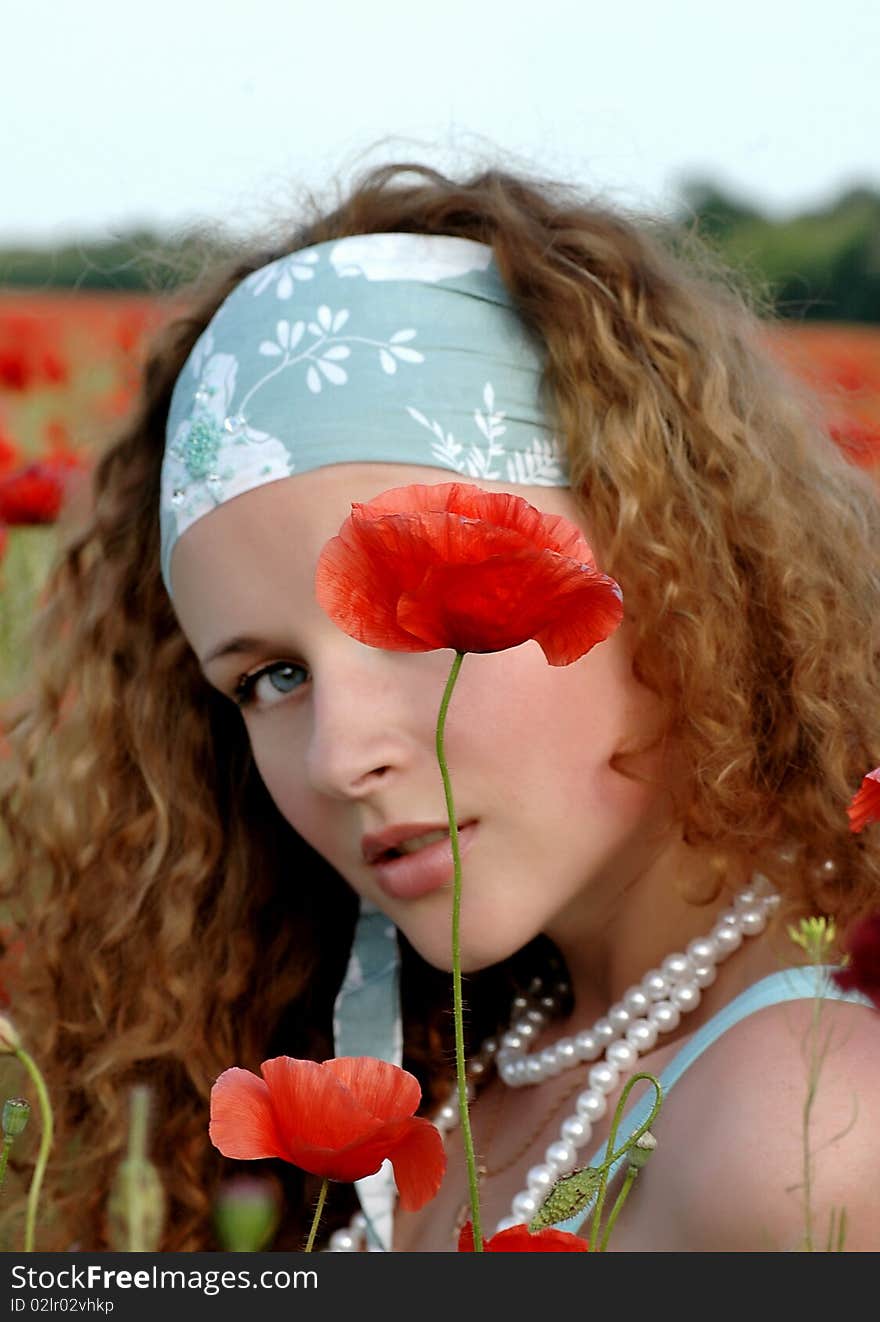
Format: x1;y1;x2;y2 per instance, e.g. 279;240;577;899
833;911;880;1011
0;431;21;478
458;1221;589;1252
315;483;623;665
209;1055;445;1212
0;463;65;524
847;768;880;833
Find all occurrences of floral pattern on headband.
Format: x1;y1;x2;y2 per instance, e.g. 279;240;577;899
163;333;293;525
407;383;567;484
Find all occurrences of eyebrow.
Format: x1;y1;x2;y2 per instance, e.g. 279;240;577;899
201;635;268;667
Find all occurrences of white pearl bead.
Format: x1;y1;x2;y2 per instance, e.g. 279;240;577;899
525;1057;547;1084
763;891;781;911
511;995;529;1012
495;1216;519;1232
686;936;716;967
717;907;741;928
660;952;693;980
592;1017;617;1044
606;1039;639;1071
436;1102;458;1129
499;1062;519;1085
574;1029;602;1061
526;1164;555;1195
502;1031;525;1051
739;907;767;935
544;1139;577;1175
648;1000;681;1033
607;1003;631;1032
625;1018;659;1051
512;1190;539;1220
466;1057;487;1079
623;985;651;1017
328;1229;358;1251
515;1021;539;1042
692;962;717;988
538;1046;564;1077
525;1008;546;1025
712;922;743;957
576;1087;608;1121
351;1212;367;1232
588;1061;620;1094
641;969;670;1000
561;1114;592;1147
734;890;757;911
482;1036;498;1057
556;1037;578;1067
670;981;701;1013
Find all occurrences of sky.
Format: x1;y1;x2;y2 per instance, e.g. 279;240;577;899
4;0;879;246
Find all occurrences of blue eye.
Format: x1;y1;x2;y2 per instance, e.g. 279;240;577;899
233;662;309;709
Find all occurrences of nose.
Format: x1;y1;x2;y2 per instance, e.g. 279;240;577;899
304;642;426;800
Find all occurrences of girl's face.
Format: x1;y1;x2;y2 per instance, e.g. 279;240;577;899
171;462;681;974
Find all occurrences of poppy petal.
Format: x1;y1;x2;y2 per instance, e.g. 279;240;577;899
259;1057;379;1152
384;1116;447;1211
209;1067;286;1160
848;768;880;833
323;1056;422;1122
457;1220;589;1252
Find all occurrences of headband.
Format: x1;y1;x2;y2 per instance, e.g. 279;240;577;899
159;231;569;597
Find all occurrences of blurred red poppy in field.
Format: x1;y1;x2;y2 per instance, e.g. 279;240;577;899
316;482;623;665
828;419;880;469
833;911;880;1011
0;462;65;524
458;1221;589;1252
0;434;20;480
847;767;880;833
209;1055;445;1212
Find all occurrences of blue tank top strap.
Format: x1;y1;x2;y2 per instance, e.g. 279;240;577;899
552;965;871;1237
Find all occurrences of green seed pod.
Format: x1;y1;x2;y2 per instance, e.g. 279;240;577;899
2;1097;31;1137
528;1165;601;1231
213;1175;281;1252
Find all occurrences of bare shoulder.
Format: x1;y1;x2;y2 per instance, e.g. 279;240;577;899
640;995;880;1251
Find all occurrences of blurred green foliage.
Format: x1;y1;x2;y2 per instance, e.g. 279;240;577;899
675;180;880;323
1;181;879;321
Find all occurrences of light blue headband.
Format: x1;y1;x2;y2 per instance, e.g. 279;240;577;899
159;231;568;598
160;232;570;1249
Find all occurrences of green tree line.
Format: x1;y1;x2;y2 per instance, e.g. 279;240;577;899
1;181;878;322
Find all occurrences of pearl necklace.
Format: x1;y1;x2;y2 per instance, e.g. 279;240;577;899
326;874;779;1250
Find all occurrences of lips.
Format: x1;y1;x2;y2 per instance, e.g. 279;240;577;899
362;820;476;865
363;821;480;901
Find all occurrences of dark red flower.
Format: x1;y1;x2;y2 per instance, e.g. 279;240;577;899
315;482;623;665
458;1221;588;1252
833;911;880;1011
0;463;65;524
209;1055;445;1212
847;768;880;833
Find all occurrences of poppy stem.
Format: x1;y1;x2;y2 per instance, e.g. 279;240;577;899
304;1178;329;1253
13;1045;54;1252
435;650;483;1253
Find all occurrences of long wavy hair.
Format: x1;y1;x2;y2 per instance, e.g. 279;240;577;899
2;160;880;1251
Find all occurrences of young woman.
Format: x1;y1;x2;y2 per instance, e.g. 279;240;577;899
2;162;879;1252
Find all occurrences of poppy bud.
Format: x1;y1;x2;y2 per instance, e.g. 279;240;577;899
627;1130;657;1171
2;1096;30;1138
213;1174;281;1252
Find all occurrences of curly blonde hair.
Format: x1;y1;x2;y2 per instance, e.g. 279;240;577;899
2;160;880;1251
